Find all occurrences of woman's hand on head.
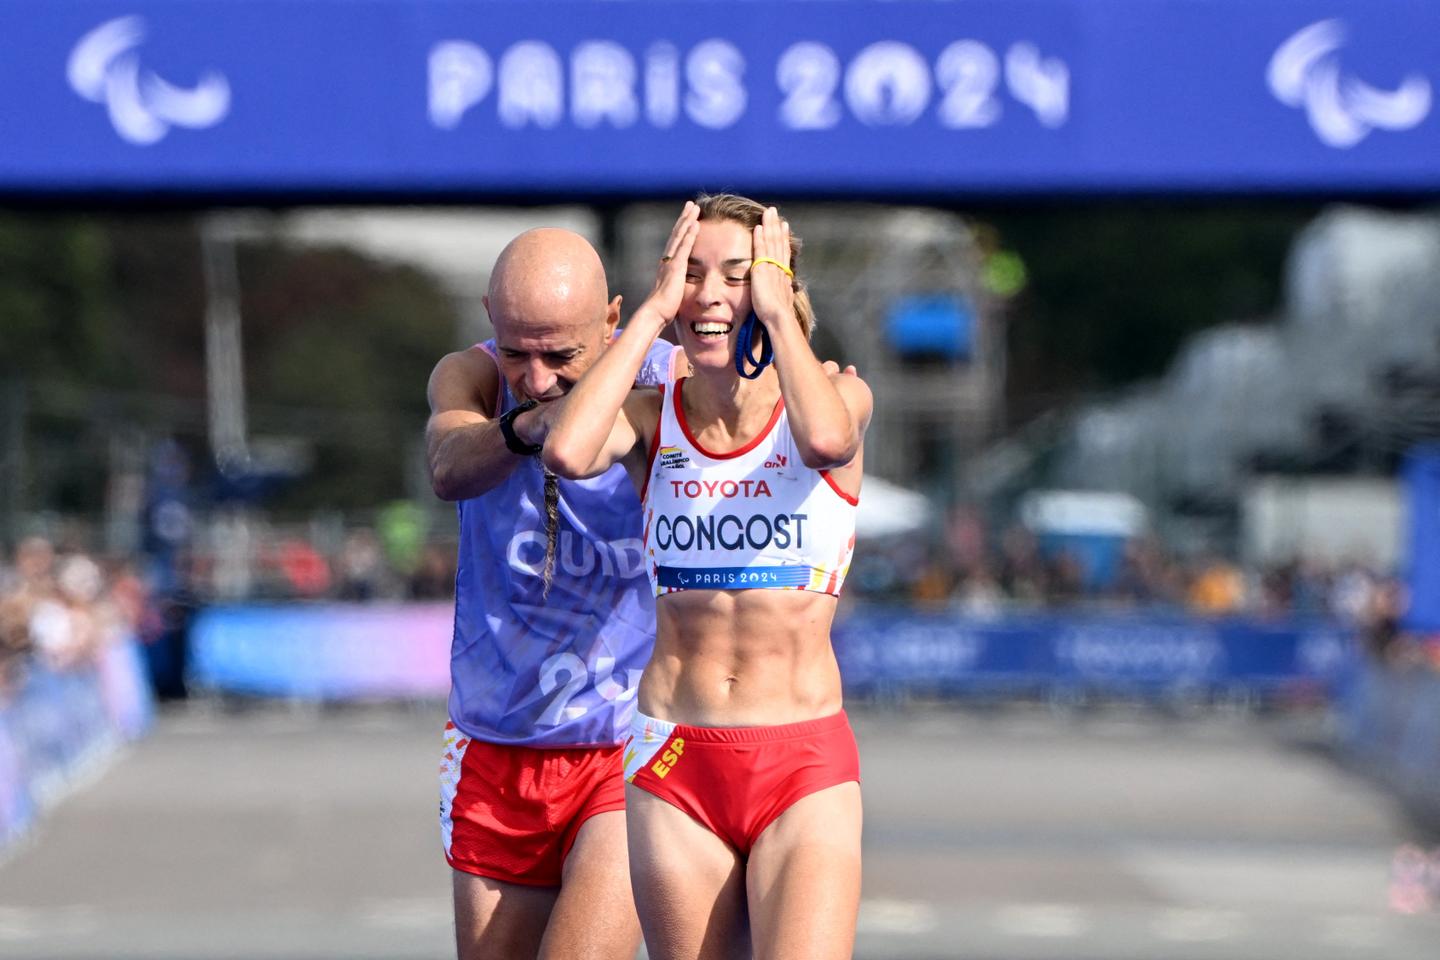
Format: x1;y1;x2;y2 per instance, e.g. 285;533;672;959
750;206;796;330
633;201;700;333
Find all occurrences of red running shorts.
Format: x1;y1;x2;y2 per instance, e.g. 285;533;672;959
623;710;860;856
439;721;627;886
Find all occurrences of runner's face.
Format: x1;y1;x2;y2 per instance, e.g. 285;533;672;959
492;309;609;403
678;219;754;368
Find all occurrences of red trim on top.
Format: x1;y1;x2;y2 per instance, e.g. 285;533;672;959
674;377;785;461
639;385;666;503
819;469;860;506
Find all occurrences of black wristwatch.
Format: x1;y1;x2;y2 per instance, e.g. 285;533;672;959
498;398;543;455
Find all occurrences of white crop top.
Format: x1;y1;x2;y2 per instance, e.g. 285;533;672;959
641;378;858;597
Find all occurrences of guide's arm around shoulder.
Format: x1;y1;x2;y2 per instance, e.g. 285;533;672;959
425;346;534;501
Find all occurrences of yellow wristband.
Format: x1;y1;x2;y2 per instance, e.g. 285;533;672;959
751;256;794;278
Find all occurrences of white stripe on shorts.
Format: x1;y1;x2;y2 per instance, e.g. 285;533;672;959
438;724;471;858
623;711;678;782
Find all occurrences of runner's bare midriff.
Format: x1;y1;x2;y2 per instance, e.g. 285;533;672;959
641;588;843;727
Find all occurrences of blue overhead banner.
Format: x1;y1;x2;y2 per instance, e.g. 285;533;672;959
0;1;1436;197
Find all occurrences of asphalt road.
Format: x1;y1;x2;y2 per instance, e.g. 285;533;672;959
1;699;1436;960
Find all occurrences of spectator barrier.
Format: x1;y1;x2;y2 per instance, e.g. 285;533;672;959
1336;663;1440;828
834;608;1353;700
190;603;454;698
0;639;153;851
190;603;1354;702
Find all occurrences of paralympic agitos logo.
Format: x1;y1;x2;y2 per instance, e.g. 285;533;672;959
67;16;231;145
1268;19;1431;149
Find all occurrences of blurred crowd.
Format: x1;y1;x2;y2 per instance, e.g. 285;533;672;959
188;524;458;604
0;525;460;702
847;515;1440;673
0;536;151;695
850;529;1397;617
6;508;1439;700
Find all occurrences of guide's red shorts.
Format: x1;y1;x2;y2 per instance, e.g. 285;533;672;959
439;722;626;886
624;710;860;856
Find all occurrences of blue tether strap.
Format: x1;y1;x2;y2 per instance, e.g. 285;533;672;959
734;312;774;379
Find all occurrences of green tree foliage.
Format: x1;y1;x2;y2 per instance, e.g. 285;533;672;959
0;214;123;384
108;218;209;396
3;215;459;517
237;240;457;510
240;242;453;417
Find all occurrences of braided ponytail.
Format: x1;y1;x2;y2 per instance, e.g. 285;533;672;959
541;467;559;597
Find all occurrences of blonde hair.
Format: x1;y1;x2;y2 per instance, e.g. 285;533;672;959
694;193;815;340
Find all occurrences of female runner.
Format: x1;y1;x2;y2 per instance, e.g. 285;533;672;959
543;194;871;960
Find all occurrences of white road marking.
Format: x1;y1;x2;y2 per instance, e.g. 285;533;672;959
356;897;451;930
0;905;97;941
992;902;1090;938
856;898;938;935
1316;914;1388;948
1150;906;1246;942
1126;847;1388;911
0;907;38;940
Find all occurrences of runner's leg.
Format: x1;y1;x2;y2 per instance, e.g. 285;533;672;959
539;810;642;960
745;782;862;960
453;869;558;960
626;785;749;960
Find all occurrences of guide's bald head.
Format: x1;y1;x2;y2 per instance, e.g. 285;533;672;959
485;228;621;401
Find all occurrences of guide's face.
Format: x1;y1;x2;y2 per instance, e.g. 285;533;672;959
491;301;618;402
678;219;754;367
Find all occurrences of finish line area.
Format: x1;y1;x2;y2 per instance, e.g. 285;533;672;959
3;2;1440;957
0;700;1434;960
